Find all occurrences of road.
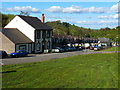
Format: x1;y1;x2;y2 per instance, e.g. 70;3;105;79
1;49;119;65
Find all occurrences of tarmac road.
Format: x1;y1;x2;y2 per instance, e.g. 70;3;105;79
1;49;119;65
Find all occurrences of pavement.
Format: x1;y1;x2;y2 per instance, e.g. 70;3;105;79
1;49;119;65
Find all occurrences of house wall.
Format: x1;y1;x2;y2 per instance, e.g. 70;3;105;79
34;30;42;53
35;30;52;53
5;16;35;42
16;43;34;53
42;30;52;52
0;32;15;54
45;30;52;50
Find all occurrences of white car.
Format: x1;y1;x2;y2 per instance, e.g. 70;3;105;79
52;47;64;53
94;47;101;51
84;43;90;49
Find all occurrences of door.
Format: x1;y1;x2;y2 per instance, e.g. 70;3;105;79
41;40;46;53
42;45;44;53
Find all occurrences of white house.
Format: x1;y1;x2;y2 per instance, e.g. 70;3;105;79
5;14;53;53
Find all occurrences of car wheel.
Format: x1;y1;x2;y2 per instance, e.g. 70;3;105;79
16;55;18;58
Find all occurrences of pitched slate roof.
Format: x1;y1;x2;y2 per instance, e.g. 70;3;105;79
0;28;33;44
98;38;110;43
18;15;52;30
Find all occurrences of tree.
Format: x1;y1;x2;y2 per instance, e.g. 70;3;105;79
1;13;14;27
20;11;30;16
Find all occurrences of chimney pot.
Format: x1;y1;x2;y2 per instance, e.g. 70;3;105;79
42;14;45;23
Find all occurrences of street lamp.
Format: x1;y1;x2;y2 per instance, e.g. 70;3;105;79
116;36;118;52
116;36;118;46
84;34;86;52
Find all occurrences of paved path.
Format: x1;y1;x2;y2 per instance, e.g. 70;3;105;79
1;50;119;65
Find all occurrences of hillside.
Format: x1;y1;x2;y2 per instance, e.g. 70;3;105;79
46;20;119;43
46;20;91;38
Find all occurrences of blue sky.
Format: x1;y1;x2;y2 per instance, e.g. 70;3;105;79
1;2;119;29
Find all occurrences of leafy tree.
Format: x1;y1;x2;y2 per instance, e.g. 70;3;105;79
1;13;15;27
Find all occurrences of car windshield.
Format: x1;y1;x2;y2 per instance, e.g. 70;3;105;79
56;47;61;49
16;50;24;53
15;51;20;53
70;46;74;48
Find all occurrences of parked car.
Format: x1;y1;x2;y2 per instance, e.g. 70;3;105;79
117;45;120;47
0;50;8;59
78;46;85;50
94;46;101;51
89;46;94;50
84;43;90;49
61;46;69;52
10;50;29;57
68;46;77;51
52;47;64;53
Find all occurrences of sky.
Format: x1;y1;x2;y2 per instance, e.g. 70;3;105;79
1;1;120;29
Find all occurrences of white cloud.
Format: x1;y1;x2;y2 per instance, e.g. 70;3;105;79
98;14;120;19
46;2;120;14
75;20;117;24
45;5;107;13
45;15;72;22
86;7;106;13
98;15;110;19
110;3;119;12
45;6;63;13
5;6;40;13
99;20;117;23
75;20;90;24
62;5;83;13
113;14;120;18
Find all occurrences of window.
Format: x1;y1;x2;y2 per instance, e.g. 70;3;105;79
36;31;41;39
19;45;26;50
47;41;51;49
47;31;50;38
42;31;46;38
36;42;41;51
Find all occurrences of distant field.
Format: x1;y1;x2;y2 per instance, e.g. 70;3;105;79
102;47;120;51
2;53;118;88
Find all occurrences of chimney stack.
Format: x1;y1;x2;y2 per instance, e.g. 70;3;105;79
41;14;45;23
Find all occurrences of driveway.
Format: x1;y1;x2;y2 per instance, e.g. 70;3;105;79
1;49;119;65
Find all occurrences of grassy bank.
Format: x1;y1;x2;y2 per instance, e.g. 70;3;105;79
101;47;120;51
2;53;118;88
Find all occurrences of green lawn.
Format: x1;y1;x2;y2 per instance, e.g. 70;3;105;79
101;47;120;51
2;53;118;88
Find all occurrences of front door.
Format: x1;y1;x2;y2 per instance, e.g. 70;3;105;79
42;40;46;53
42;45;44;53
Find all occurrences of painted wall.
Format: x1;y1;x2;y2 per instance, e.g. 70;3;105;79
0;32;15;54
16;43;34;53
5;16;35;42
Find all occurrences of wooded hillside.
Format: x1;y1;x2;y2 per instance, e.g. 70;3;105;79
46;20;119;43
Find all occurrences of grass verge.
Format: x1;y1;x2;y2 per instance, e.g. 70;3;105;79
2;53;118;88
101;47;120;51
